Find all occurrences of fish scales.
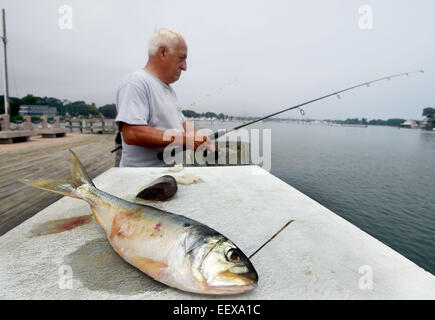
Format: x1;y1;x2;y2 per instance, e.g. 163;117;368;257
89;187;195;259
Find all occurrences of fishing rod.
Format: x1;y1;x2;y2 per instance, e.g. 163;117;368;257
211;70;424;140
158;70;424;160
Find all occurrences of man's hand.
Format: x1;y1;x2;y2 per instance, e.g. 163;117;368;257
194;131;216;153
185;130;216;152
183;121;215;152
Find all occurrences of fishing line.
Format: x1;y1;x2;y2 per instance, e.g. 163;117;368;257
181;78;237;111
248;219;294;259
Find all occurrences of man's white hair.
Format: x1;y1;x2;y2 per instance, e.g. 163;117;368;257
148;27;185;56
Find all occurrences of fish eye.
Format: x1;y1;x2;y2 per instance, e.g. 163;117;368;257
225;248;241;262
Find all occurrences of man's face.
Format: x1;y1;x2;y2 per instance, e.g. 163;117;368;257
163;38;187;84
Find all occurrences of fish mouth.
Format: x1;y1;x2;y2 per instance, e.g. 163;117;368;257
204;270;258;294
226;270;258;287
204;280;258;295
241;271;258;283
221;282;257;294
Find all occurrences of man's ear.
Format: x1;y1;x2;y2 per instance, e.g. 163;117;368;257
158;46;167;59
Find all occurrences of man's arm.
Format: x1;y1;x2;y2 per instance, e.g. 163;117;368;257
121;123;186;148
122;121;215;152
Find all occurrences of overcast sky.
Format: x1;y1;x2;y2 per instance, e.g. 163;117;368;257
1;0;434;120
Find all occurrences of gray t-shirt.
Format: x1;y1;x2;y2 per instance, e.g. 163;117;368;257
115;69;185;167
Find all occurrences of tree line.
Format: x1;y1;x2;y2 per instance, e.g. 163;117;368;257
0;94;115;118
326;108;434;127
423;107;435;119
0;94;219;120
329;118;409;126
422;107;435;129
0;94;234;120
1;94;433;128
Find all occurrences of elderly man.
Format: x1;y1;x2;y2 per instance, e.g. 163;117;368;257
115;27;213;167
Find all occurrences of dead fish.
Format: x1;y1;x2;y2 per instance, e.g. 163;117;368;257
21;150;258;295
136;175;178;201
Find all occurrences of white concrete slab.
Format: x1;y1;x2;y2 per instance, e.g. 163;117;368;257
0;166;434;299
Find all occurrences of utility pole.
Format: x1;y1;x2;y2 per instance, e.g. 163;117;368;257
1;8;10;115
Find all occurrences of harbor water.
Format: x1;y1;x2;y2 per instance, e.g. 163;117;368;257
200;120;435;276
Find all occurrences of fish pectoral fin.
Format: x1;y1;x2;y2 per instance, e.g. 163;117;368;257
130;256;167;281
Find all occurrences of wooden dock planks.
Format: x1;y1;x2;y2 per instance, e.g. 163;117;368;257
0;134;117;236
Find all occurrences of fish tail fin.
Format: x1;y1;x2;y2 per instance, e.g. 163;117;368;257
20;178;83;199
20;149;95;200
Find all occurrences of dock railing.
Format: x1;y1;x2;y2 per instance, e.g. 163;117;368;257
65;116;117;134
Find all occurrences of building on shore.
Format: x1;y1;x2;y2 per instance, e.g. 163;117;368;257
400;119;419;129
18;105;58;117
420;118;435;130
